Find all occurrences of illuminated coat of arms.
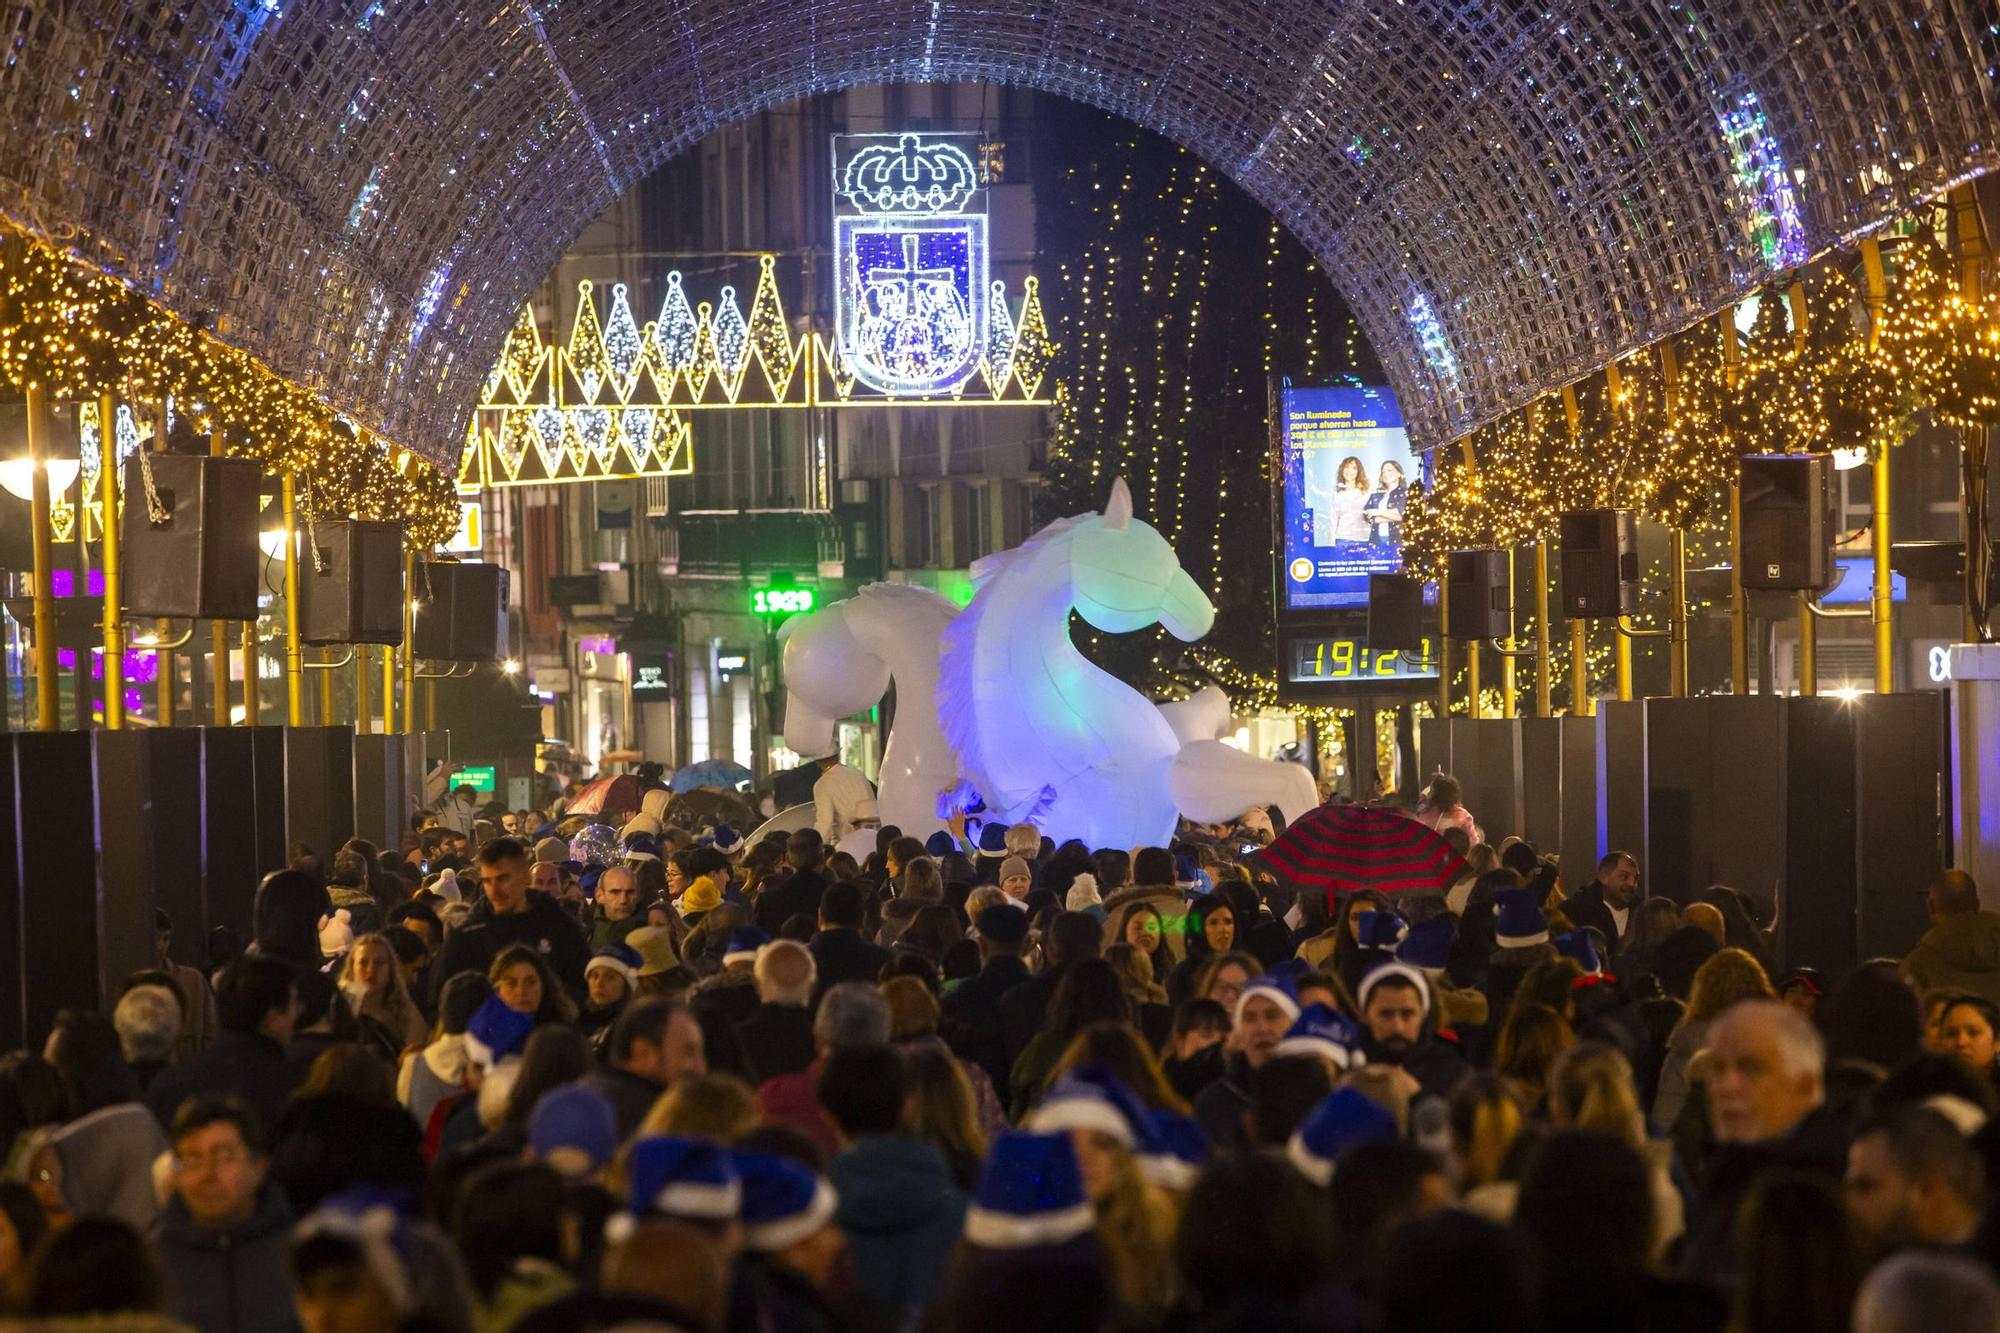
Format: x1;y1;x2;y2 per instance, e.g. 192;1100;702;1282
833;133;988;397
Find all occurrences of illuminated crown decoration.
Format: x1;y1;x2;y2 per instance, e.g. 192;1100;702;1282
838;135;980;216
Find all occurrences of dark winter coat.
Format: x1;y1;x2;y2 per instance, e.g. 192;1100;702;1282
146;1031;301;1141
429;891;591;1003
735;1001;816;1087
154;1183;300;1333
828;1135;967;1318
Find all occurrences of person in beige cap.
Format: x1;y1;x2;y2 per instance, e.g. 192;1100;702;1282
998;857;1034;906
532;837;567;865
625;925;692;997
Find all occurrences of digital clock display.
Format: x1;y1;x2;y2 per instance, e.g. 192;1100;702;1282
1287;635;1439;684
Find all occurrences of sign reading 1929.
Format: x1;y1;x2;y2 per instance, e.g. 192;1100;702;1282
1288;635;1440;684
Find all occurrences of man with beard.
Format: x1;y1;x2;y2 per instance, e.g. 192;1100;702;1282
1844;1104;1984;1257
1356;963;1469;1102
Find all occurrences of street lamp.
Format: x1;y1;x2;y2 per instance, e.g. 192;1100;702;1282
0;456;79;503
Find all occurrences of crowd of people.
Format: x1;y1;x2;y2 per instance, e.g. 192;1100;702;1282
3;770;2000;1333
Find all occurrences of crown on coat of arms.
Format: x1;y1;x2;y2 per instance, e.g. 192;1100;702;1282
837;134;980;216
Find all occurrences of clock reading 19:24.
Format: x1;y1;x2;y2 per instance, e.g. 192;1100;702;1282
1288;636;1440;683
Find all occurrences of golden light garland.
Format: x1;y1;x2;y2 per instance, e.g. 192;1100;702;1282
0;223;460;550
1406;203;1999;574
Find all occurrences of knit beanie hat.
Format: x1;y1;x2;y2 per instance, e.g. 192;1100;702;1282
1494;887;1550;949
925;831;956;857
318;909;355;958
680;876;722;914
998;857;1032;887
1064;873;1103;912
532;837;567;864
963;1132;1095;1248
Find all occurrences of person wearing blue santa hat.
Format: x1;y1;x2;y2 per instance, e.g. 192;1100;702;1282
1287;1086;1400;1187
734;1151;850;1331
1192;974;1302;1149
1356;961;1471;1102
935;1132;1113;1333
1487;887;1559;1020
1397;914;1492;1044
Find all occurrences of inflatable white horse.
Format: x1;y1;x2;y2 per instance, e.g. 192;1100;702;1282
780;479;1317;848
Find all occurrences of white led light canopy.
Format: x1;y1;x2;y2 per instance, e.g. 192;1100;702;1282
833;132;989;397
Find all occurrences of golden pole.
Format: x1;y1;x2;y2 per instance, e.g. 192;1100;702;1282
426;678;436;732
1668;529;1688;697
1467;635;1483;719
153;405;174;726
1861;237;1894;694
97;396;124;729
355;641;372;734
25;384;59;732
280;475;304;726
1798;592;1817;696
1957;184;1990;644
401;549;417;735
1571;619;1591;716
319;649;334;724
209;430;230;726
1615;628;1634;701
1730;478;1750;692
1534;540;1553;716
1437;560;1453;719
381;643;396;735
241;621;258;723
1499;545;1516;719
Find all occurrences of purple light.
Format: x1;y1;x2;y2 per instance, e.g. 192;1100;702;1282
51;570;73;598
124;688;144;712
56;648;75;670
87;570;104;597
578;635;616;656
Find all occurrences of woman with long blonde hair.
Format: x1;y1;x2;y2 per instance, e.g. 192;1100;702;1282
337;932;430;1055
1548;1041;1685;1256
1027;1083;1179;1323
1651;946;1773;1132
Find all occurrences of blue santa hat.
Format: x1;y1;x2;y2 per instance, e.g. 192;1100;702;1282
708;824;745;857
462;996;535;1070
925;831;957;858
1494;887;1550;949
625;1136;742;1222
977;822;1010;855
620;832;661;863
722;926;772;968
1233;973;1302;1026
963;1132;1097;1248
293;1189;422;1316
1139;1109;1211;1191
1025;1066;1151;1147
1356;910;1409;950
578;865;604;898
1286;1087;1399;1187
1395;915;1456;972
1552;928;1602;976
735;1152;839;1253
584;942;644;988
1274;1003;1367;1071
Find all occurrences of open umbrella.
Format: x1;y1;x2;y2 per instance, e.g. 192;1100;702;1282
566;774;644;817
671;758;754;793
1258;803;1468;909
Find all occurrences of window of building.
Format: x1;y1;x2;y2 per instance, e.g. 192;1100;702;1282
965;480;993;561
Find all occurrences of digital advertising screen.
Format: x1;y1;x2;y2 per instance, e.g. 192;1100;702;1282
1273;383;1423;614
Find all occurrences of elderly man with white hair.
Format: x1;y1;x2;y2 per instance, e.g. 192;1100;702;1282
1678;998;1851;1294
113;983;183;1091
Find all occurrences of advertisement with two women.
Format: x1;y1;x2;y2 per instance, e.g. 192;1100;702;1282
1275;382;1421;613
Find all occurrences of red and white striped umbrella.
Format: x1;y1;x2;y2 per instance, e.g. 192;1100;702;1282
1258;802;1469;908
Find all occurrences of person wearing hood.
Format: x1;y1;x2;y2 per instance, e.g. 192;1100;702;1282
1902;871;2000;1007
429;838;591;1006
819;1044;967;1320
154;1097;299;1333
878;856;945;950
590;865;648;952
400;974;493;1129
41;1012;170;1233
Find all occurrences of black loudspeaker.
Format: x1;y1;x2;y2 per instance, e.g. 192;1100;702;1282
1739;454;1835;591
1560;508;1640;619
1367;574;1424;650
411;562;509;661
120;455;262;620
298;521;406;645
1445;549;1510;640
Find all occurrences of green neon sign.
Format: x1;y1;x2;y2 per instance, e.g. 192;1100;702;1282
752;587;817;616
453;765;497;795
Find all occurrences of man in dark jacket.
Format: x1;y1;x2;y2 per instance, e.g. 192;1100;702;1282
146;957;301;1136
1193;976;1299;1147
809;883;891;993
755;830;833;937
1902;870;2000;1006
737;940;819;1085
1561;851;1641;956
940;906;1033;1099
998;912;1102;1070
430;837;590;1003
820;1045;966;1321
154;1097;299;1333
577;998;708;1138
1355;963;1470;1103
